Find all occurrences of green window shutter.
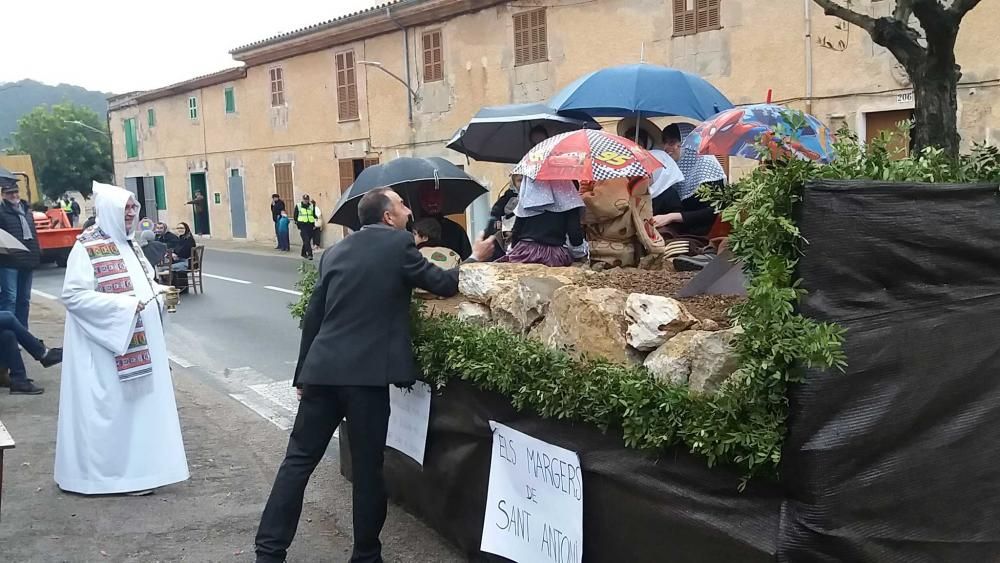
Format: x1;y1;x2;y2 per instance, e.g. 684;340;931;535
153;176;167;210
224;87;236;114
189;97;198;119
147;108;156;127
124;118;138;159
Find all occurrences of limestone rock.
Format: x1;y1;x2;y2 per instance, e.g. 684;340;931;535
456;302;491;326
530;285;634;364
692;318;721;332
458;262;587;305
492;275;573;332
624;293;697;351
644;329;740;393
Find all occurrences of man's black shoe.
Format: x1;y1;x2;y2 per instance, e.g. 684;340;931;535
10;380;44;395
40;347;63;368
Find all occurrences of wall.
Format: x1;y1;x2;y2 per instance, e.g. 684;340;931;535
110;0;1000;243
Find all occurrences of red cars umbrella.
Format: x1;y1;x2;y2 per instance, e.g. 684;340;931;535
511;129;662;182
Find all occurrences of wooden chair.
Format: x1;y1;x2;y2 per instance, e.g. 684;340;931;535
187;245;205;294
156;253;173;286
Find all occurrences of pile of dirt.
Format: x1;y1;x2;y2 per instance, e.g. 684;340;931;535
581;268;742;326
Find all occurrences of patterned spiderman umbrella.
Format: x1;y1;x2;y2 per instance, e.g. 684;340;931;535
683;104;837;163
511;129;663;182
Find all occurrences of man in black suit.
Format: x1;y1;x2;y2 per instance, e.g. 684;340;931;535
255;187;493;563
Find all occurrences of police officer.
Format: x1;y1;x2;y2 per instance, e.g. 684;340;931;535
293;194;316;260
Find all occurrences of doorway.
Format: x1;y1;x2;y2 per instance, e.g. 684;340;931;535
228;169;248;239
124;176;158;221
189;172;211;235
865;109;914;159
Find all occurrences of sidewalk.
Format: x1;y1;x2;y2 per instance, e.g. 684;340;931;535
195;235;329;261
0;300;461;563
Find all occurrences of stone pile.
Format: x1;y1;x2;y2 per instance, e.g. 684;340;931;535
456;263;740;393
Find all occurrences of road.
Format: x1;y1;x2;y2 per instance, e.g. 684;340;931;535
31;246;311;430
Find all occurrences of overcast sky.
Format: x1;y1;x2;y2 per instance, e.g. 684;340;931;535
4;0;385;93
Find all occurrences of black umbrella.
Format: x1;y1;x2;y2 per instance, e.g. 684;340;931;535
330;157;487;230
446;102;599;164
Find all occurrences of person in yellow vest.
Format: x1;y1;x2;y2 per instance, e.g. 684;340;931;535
293;194;316;260
412;218;460;300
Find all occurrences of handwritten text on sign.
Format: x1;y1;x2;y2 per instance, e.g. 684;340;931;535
481;422;583;563
386;381;432;465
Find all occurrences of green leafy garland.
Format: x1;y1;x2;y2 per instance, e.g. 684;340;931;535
292;128;1000;481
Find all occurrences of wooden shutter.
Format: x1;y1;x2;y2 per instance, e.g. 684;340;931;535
696;0;721;32
274;163;294;204
270;68;285;107
338;160;355;193
363;158;379;169
422;30;444;82
336;51;359;121
514;9;546;66
715;155;730;179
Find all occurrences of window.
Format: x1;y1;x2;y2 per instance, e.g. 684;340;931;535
335;51;359;121
147;108;156;127
188;96;198;120
269;67;285;107
673;0;721;36
274;162;294;205
225;87;236;114
422;30;444;82
513;9;547;66
123;118;138;159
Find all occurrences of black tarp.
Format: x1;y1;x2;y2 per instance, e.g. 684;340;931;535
780;180;1000;562
342;380;781;562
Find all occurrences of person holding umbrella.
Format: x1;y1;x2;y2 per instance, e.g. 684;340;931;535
498;177;584;267
650;124;725;238
414;183;471;260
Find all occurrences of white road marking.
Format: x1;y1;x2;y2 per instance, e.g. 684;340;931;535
229;392;295;431
264;286;302;296
203;273;252;285
31;289;58;300
168;353;195;368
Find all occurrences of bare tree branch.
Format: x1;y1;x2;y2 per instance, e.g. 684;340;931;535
911;0;954;44
810;0;878;33
949;0;982;17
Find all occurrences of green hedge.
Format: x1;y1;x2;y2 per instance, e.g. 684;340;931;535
292;126;1000;481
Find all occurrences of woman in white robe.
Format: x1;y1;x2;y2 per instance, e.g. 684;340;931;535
55;182;189;495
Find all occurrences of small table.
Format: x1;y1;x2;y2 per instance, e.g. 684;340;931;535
0;419;13;521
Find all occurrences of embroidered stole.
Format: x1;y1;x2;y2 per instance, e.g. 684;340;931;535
79;227;155;382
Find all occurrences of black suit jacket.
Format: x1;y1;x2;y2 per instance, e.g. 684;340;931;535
294;224;460;387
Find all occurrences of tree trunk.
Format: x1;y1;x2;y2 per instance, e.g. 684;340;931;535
910;57;961;158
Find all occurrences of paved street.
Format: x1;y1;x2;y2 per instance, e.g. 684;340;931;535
0;244;464;562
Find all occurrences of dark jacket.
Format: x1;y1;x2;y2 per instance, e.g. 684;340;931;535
651;181;722;237
511;208;583;247
490;188;518;219
437;216;472;260
271;199;285;222
0;200;40;270
173;235;196;260
294;224;460;388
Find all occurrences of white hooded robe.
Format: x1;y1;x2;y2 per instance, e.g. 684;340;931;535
54;182;189;494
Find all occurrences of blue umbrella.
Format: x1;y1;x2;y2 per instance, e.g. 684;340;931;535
548;63;733;121
446;102;599;164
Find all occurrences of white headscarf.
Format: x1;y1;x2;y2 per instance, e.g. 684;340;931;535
514;177;584;218
92;182;140;244
648;149;685;199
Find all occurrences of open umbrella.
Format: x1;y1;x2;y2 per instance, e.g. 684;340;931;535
446;102;599;164
511;129;662;182
0;229;28;255
330;157;486;230
548;63;733;120
683;104;836;163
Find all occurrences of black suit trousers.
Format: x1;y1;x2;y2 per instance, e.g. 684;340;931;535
298;225;315;258
255;385;390;563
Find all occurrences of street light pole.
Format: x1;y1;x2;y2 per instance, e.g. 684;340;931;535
64;120;116;185
358;61;421;105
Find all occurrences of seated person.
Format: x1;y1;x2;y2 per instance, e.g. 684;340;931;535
484;173;523;261
138;229;169;268
416;183;472;260
581;176;666;269
651;124;726;238
498;177;584;268
1;310;62;395
412;218;461;299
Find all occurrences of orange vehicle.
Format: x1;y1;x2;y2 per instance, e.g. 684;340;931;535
17;172;83;268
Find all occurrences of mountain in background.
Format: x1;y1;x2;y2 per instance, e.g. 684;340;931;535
0;79;113;147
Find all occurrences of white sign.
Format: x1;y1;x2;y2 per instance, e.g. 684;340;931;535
896;91;914;104
481;422;583;563
386;381;432;465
